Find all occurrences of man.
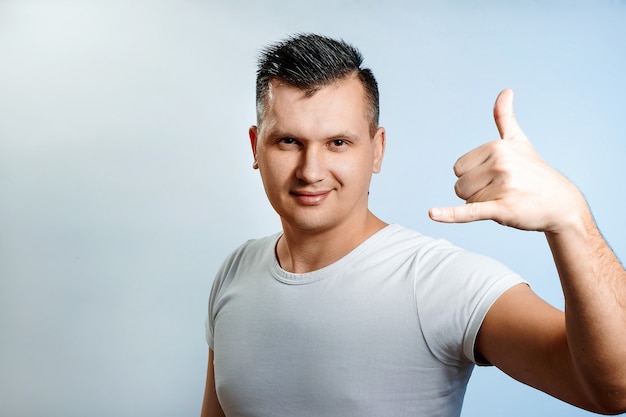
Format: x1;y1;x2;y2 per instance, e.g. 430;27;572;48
202;34;626;416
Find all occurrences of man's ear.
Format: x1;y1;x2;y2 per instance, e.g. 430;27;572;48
249;126;259;169
372;127;386;173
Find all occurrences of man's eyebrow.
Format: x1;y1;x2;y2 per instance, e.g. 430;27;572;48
330;131;361;140
266;130;361;140
265;130;299;140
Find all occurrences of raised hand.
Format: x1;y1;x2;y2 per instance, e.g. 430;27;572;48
429;89;588;233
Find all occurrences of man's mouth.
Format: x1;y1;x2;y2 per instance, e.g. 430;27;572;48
291;190;331;205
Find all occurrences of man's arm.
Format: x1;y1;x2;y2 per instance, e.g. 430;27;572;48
430;89;626;414
201;349;225;417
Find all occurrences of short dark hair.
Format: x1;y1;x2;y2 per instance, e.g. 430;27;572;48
255;33;380;136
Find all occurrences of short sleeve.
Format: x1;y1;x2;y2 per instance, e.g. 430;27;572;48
414;241;526;366
205;248;239;349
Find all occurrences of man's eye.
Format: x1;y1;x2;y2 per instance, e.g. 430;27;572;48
279;138;296;145
330;139;348;148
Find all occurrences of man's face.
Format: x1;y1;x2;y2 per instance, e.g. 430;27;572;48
249;75;385;234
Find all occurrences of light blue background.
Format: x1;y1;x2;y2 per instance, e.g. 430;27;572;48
1;0;625;416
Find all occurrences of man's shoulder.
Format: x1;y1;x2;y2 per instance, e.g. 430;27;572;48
377;223;460;254
224;232;281;262
211;232;281;288
379;224;512;274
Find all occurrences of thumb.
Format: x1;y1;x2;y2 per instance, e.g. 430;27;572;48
493;88;525;141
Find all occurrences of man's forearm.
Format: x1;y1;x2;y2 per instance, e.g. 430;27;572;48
546;213;626;413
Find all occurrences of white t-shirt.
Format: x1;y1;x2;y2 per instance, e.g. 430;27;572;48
207;224;526;417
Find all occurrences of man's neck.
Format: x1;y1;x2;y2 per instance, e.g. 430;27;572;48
276;211;387;274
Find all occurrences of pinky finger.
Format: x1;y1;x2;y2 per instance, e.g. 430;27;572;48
428;202;496;224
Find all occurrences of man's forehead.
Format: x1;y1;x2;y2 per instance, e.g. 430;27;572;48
258;76;372;137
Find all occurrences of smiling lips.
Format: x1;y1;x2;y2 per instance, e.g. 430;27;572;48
291;190;331;205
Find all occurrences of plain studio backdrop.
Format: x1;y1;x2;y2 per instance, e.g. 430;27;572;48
1;0;625;416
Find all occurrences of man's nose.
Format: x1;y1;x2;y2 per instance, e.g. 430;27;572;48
296;146;324;184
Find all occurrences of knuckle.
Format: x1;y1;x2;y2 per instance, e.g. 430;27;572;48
453;180;464;198
453;161;463;177
490;155;516;180
468;202;481;220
